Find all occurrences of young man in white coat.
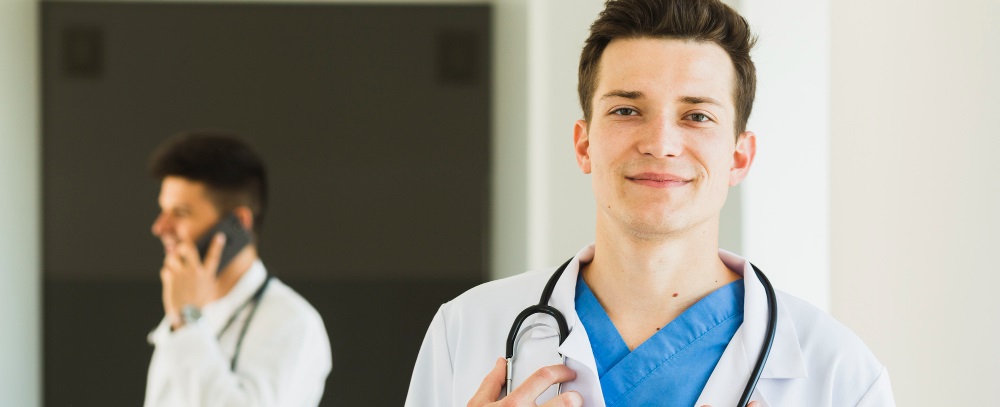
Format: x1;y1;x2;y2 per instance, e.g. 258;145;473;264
145;131;332;406
406;0;895;406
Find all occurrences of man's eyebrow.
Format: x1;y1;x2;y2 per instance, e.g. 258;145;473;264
679;96;724;107
600;90;645;101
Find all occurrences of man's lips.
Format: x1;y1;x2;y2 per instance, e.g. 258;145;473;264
159;236;180;254
626;172;691;187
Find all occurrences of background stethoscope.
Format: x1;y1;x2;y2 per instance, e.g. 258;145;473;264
505;258;778;407
218;274;272;371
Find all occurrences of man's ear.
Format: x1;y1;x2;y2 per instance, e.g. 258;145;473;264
233;206;254;231
574;120;592;174
730;131;756;186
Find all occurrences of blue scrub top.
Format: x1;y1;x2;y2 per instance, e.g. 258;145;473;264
575;276;744;406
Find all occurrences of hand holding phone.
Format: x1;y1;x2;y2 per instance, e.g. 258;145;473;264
195;213;252;274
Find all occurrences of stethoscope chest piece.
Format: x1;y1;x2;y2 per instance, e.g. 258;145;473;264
504;258;573;396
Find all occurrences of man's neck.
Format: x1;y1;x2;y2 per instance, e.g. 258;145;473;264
581;218;740;350
213;246;259;301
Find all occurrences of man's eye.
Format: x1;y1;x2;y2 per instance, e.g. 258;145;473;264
612;107;638;116
687;113;710;122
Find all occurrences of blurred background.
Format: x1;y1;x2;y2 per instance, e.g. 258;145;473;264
1;0;997;406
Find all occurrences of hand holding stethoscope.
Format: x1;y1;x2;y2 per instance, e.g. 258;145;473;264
467;358;581;407
466;357;763;407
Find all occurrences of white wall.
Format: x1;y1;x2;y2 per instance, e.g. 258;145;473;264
523;0;604;270
0;1;40;406
738;0;831;310
489;0;531;278
491;0;605;277
831;0;1000;404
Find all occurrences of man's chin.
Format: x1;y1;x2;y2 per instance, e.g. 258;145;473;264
620;213;692;237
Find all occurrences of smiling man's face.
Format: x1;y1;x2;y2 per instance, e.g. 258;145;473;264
573;37;755;240
151;176;222;256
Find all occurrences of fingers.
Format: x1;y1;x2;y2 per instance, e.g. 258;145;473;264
505;364;577;405
167;234;224;274
159;237;221;315
163;253;185;272
159;267;173;299
539;391;583;407
467;358;507;407
202;233;226;274
168;241;198;270
159;267;179;325
467;359;581;407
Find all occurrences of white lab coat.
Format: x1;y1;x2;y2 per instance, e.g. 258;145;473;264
145;261;332;407
405;244;895;406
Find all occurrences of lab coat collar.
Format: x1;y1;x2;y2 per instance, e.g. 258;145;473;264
207;259;268;319
695;250;808;406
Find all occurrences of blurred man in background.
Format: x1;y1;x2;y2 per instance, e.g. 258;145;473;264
145;130;331;406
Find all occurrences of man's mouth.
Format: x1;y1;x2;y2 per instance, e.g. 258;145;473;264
626;172;691;188
159;236;180;254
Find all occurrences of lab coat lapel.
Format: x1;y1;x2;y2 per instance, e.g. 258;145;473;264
695;251;808;406
520;248;596;369
695;326;762;407
522;246;605;406
556;251;606;407
549;248;598;375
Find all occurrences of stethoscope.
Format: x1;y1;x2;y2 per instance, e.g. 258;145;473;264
505;258;778;407
218;274;272;371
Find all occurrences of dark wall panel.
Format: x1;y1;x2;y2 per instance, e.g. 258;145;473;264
43;2;491;282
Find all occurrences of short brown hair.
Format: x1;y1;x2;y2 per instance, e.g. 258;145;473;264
578;0;757;135
149;130;268;236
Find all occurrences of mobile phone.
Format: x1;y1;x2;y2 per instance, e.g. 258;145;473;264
195;213;252;274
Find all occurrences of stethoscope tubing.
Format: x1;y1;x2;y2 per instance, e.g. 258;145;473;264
737;264;777;406
505;257;777;407
218;274;272;371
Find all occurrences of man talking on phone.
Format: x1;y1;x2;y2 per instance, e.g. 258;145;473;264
145;130;331;407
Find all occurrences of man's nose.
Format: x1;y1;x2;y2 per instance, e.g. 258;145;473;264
637;115;683;158
151;213;170;237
